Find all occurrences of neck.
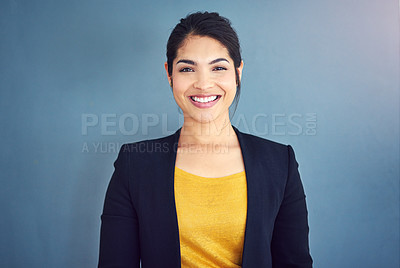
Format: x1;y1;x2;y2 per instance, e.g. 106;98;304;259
179;114;236;146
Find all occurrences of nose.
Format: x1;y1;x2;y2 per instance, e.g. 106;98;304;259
193;71;214;90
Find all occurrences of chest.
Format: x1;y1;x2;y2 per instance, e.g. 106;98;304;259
175;145;245;177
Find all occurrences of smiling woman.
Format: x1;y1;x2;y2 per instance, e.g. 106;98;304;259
167;35;242;128
98;11;313;268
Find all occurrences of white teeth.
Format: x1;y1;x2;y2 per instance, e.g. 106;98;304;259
191;96;218;103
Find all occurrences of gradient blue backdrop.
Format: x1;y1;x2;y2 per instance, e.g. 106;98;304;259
1;0;399;267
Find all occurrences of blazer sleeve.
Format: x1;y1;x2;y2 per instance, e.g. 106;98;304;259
98;145;140;268
271;145;313;268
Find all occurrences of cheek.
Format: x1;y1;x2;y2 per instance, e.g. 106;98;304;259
217;72;237;91
171;75;185;94
172;83;187;99
172;69;190;83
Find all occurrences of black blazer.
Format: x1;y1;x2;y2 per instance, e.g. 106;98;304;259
98;127;313;267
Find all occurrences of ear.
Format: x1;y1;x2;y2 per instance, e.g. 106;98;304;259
164;62;172;87
237;60;244;83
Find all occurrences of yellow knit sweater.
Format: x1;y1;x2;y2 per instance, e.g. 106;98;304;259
174;167;247;268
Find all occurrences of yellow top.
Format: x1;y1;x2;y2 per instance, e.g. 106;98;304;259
174;167;247;268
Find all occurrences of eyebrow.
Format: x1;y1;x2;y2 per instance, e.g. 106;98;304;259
210;58;229;64
176;58;230;65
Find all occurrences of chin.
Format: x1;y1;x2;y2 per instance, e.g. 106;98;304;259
195;112;228;125
195;115;215;123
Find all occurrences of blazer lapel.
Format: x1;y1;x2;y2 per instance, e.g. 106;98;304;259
167;129;182;267
234;127;277;267
148;129;182;267
234;126;260;266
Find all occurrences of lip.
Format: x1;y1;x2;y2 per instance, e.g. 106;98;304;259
188;95;221;109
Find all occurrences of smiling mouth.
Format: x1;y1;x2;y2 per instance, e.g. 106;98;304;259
190;95;220;103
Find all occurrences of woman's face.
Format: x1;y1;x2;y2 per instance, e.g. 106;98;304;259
165;35;243;124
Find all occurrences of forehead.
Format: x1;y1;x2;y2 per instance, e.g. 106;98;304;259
175;35;231;62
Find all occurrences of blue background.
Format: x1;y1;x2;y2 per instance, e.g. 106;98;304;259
1;0;399;267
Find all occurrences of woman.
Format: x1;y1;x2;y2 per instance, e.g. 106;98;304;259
98;12;312;268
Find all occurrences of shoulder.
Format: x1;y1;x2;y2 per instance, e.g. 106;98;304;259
234;127;291;157
120;129;179;154
233;127;299;176
113;129;179;169
235;129;286;148
121;133;176;154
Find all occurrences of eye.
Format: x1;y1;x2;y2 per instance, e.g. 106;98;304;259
179;67;194;72
213;66;227;71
